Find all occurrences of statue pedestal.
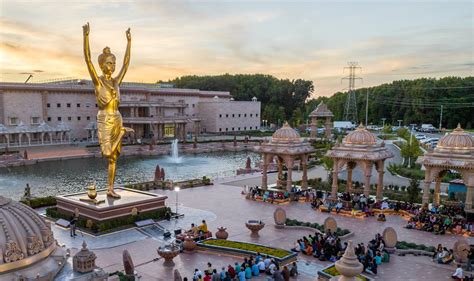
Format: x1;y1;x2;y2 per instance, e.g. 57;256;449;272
56;187;167;223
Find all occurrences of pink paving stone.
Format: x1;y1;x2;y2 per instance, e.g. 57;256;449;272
79;174;472;281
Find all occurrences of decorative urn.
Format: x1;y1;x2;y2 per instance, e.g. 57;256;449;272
215;227;229;240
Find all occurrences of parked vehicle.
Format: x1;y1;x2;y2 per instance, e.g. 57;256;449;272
415;134;426;140
333;121;355;132
418;124;439;133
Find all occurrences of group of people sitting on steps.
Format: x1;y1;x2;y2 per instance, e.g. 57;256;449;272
290;230;344;262
186;255;299;281
406;208;471;235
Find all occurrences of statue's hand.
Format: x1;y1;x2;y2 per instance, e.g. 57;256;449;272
83;22;90;36
126;28;131;41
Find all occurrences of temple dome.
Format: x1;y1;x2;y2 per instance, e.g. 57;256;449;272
436;124;473;152
271;122;301;143
343;124;377;145
0;196;57;273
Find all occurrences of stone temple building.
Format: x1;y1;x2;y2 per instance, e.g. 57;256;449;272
0;80;261;147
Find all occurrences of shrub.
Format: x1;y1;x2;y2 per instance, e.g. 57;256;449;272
202;239;291;258
20;196;57;209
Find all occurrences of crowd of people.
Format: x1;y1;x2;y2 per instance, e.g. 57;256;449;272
406;208;472;235
290;230;344;262
290;231;391;276
185;256;299;281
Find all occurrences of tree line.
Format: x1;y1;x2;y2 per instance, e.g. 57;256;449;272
165;74;313;126
307;76;474;129
165;75;473;129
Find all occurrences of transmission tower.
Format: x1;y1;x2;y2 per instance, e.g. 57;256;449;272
342;62;362;124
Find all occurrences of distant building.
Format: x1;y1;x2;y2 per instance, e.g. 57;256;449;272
0;80;260;147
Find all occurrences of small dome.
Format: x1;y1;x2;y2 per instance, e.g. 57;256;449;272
436;124;473;151
0;196;56;272
271;122;301;143
343;124;376;145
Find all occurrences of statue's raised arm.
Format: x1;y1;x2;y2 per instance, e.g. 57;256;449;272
115;28;131;85
82;22;100;86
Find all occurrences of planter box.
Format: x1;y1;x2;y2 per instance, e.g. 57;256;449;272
197;238;297;265
317;264;373;281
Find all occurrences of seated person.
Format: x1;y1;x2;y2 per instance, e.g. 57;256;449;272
381;201;389;210
335;201;343;213
198;220;208;234
187;223;200;237
377;214;386;222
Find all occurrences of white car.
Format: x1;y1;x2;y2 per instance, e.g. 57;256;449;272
415;134;426;140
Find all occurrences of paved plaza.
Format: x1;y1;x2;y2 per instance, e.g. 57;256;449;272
48;170;473;280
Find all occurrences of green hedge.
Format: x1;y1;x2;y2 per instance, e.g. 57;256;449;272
20;196;57;209
395;241;436;253
285;218;350;236
46;206;170;233
202;239;291;258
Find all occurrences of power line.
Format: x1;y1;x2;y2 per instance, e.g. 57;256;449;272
342;62;362;123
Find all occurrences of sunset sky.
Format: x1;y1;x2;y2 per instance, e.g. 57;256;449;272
0;0;472;97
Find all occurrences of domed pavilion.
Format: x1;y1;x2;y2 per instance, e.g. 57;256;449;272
418;124;474;214
255;122;315;191
325;124;393;201
309;101;334;139
0;196;67;280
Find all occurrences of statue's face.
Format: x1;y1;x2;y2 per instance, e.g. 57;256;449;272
101;56;116;75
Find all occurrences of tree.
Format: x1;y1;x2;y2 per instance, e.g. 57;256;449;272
400;136;422;166
321;156;334;184
406;178;420;203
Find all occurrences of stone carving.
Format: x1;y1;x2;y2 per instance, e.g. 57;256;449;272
73;240;97;273
382;227;397;249
157;243;180;266
41;227;53;247
216;227;229;240
245;220;265;236
161;168;165;180
4;241;24;263
131;207;138;216
123;249;135;276
273;207;286;228
324;217;337;233
183;236;197;251
335;240;363;281
453;239;470;263
156;165;161;179
27;235;44;256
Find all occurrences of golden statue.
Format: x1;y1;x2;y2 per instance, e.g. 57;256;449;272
82;22;133;199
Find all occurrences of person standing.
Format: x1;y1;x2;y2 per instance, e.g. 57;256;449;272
70;215;77;237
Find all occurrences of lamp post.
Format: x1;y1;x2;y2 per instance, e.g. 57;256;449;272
381;118;386;128
408;125;414;168
174;186;180;217
397;119;403;128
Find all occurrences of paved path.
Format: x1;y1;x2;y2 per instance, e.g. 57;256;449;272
50;173;472;280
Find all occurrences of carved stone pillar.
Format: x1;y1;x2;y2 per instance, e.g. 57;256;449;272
422;168;432;205
363;162;372;197
301;155;308;190
434;177;442;206
262;154;268;189
331;159;339;198
465;185;473;212
286;158;294;191
346;165;353;193
325;117;332;139
376;170;384;202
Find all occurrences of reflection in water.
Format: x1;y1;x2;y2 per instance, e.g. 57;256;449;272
0;151;260;200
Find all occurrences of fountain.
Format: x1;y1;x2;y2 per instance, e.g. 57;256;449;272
168;139;183;164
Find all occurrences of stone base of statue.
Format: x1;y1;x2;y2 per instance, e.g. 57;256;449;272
56;187;167;223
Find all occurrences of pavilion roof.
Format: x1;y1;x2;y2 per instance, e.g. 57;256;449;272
309;102;334;118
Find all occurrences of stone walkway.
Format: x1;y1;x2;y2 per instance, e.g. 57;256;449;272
50;172;473;280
